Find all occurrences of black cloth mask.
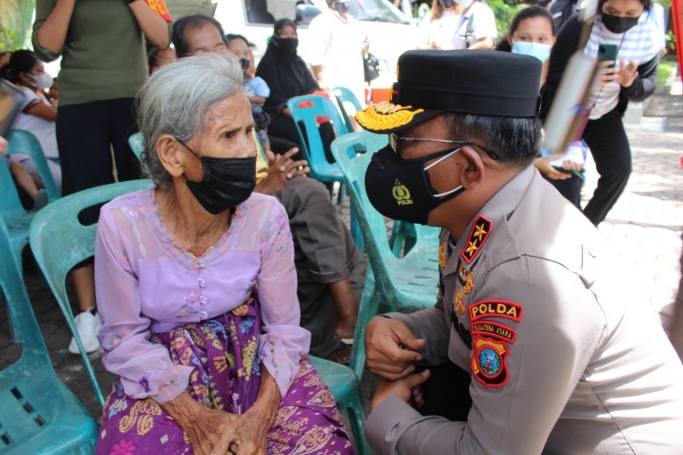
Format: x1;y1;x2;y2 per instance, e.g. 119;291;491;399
439;0;456;8
365;144;465;225
271;35;298;54
601;13;640;34
177;140;256;215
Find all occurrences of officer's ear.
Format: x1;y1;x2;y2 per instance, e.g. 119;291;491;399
457;145;486;190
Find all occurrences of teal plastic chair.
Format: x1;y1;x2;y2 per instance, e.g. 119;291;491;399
309;356;371;455
128;131;144;161
1;129;60;269
332;86;368;156
0;216;99;454
273;97;366;253
286;95;348;190
29;180;154;407
331;132;441;379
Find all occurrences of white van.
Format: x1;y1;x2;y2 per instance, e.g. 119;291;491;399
214;0;419;87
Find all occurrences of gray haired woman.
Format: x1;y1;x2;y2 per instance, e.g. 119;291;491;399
94;54;354;455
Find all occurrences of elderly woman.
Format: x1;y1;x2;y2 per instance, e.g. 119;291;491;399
95;54;354;455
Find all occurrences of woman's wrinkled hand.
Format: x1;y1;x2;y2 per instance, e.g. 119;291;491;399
160;392;238;455
210;408;271;455
370;369;431;412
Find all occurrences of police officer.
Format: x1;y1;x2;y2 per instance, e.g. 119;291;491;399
356;50;683;454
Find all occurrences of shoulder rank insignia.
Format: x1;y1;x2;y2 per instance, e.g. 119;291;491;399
471;336;509;388
460;215;492;264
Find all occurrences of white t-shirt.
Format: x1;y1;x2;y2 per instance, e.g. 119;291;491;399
453;1;497;49
307;9;366;103
11;88;59;160
417;10;462;50
583;13;660;119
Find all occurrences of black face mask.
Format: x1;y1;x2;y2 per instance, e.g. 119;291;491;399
365;144;465;225
177;140;256;215
272;35;298;54
439;0;455;8
601;13;640;34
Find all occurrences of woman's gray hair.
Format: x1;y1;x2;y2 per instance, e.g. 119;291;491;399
137;53;245;185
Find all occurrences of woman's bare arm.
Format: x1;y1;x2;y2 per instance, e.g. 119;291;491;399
36;0;76;55
128;0;170;49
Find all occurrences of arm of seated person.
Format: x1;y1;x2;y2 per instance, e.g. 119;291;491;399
26;101;57;122
468;36;494;50
254;148;309;196
248;95;267;105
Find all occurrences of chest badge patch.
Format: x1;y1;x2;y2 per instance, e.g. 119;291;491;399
472;336;509;388
460;215;492;264
455;289;466;315
439;242;447;269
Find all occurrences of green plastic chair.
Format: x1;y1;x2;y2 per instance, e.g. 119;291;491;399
331;132;441;379
0;216;99;453
1;129;61;269
29;180;154;407
309;356;371;455
332;86;368;156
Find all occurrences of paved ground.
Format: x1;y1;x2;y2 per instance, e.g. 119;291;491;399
0;80;681;448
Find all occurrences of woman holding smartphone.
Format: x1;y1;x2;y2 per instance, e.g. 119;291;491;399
543;0;659;225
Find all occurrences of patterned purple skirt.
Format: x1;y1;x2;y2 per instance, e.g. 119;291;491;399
96;296;354;455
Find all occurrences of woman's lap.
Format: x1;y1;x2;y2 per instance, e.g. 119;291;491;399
96;301;352;455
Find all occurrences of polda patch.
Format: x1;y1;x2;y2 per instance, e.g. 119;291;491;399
471;335;509;388
469;300;523;323
460;215;492;264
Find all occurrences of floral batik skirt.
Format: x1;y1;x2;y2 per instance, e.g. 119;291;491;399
96;296;354;455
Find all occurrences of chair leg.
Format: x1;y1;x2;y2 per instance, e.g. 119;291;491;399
345;387;372;455
349;267;381;380
64;309;106;407
8;245;25;343
337;182;345;205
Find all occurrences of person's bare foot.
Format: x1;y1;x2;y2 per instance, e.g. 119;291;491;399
326;343;351;364
335;324;356;340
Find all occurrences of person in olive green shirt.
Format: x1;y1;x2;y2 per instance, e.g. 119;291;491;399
32;0;172;355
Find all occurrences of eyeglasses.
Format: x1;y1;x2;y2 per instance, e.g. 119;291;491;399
389;134;500;161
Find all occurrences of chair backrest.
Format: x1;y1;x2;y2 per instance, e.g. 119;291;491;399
128;132;144;162
331;132;438;302
30;180;153;310
286;95;349;169
6;129;60;203
332;87;363;133
0;216;49;364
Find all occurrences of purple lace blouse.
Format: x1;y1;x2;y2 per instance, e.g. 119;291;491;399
95;188;311;404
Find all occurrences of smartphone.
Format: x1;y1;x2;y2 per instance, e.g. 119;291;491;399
552;165;585;180
0;79;25;137
598;44;618;69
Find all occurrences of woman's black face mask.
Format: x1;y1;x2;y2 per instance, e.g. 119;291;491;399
177;139;256;215
365;144;465;225
272;35;298;54
601;13;640;34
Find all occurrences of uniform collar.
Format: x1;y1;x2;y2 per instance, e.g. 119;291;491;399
442;164;535;277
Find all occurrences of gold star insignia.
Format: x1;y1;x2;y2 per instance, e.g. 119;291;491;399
455;289;465;315
465;240;478;257
473;223;488;241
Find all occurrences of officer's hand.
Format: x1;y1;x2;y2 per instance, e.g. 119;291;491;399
365;316;426;380
370;370;430;412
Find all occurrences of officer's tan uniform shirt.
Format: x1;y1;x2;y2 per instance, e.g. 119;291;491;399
364;165;683;454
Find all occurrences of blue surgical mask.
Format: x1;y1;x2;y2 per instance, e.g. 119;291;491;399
511;41;552;63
